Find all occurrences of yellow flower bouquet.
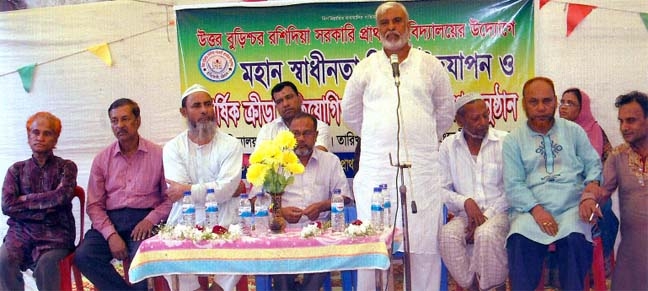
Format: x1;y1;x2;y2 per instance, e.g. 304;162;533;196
246;130;305;194
246;130;305;233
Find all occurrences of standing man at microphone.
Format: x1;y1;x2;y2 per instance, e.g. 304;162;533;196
342;1;454;290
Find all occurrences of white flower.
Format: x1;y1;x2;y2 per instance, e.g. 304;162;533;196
228;224;243;239
300;222;323;238
344;220;375;237
157;223;239;241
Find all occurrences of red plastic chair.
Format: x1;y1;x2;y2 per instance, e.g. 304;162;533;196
59;186;85;291
197;275;249;291
535;228;609;291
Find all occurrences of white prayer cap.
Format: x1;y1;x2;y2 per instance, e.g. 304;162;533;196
454;93;483;114
181;84;210;100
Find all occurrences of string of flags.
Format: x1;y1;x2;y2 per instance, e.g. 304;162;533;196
3;1;648;92
0;20;175;93
540;0;648;37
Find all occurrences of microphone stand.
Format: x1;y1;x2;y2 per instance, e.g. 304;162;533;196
389;76;412;291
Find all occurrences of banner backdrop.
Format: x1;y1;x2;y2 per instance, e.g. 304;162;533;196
175;0;534;176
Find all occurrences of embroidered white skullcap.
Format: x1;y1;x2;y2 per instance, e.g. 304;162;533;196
181;84;210;100
454;93;483;114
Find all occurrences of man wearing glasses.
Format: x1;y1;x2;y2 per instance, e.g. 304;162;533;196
262;112;352;290
255;81;331;152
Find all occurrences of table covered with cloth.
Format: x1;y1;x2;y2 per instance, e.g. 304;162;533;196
128;228;396;283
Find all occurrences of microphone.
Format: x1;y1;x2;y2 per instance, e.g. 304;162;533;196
390;54;400;87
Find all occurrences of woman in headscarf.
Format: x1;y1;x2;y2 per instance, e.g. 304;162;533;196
560;88;618;276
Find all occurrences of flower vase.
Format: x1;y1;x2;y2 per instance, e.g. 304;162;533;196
268;192;287;233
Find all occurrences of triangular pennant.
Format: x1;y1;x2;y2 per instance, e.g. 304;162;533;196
640;13;648;32
17;63;36;93
566;3;596;37
87;42;113;66
539;0;550;10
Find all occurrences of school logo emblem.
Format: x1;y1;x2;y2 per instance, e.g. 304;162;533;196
199;48;236;82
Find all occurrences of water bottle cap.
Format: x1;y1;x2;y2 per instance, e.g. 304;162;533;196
333;188;341;194
380;184;387;188
240;193;249;198
256;192;265;197
183;191;191;196
373;187;382;192
207;188;215;193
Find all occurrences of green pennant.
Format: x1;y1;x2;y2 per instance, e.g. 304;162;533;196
641;13;648;32
17;63;36;93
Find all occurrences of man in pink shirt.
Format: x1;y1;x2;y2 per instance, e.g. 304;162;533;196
74;98;173;290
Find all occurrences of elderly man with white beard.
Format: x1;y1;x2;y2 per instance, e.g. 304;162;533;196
342;1;454;290
163;84;244;291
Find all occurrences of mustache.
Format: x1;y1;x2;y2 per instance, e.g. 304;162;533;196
385;31;401;38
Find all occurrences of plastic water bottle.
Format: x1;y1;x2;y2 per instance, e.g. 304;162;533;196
181;191;196;227
381;184;392;228
254;192;269;237
331;188;346;232
205;188;219;229
371;186;384;231
238;193;253;236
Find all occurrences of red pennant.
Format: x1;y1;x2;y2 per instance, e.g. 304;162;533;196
539;0;550;10
566;3;596;37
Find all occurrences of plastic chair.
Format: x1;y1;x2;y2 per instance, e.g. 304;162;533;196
197;275;249;291
59;186;85;291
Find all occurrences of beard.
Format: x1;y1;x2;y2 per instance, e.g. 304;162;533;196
294;146;313;158
381;30;409;51
188;119;217;141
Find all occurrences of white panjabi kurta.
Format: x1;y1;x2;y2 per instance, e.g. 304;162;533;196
342;47;454;255
162;130;243;291
437;129;510;290
438;129;509;218
163;130;243;227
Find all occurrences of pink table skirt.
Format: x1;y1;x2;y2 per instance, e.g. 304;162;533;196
129;228;397;283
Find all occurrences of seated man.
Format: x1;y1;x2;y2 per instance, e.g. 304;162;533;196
255;112;352;291
163;84;244;291
503;77;603;291
74;98;172;290
438;94;509;290
0;112;78;290
256;81;331;152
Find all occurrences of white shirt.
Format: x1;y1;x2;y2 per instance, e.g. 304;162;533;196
438;129;509;219
251;149;352;224
342;48;454;254
163;130;243;227
255;117;331;151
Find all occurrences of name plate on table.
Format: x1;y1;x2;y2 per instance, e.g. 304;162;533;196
128;228;397;284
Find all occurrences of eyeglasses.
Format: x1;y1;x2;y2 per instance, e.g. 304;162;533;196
291;130;316;138
559;101;579;108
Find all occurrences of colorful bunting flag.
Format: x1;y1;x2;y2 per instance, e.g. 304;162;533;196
640;13;648;32
566;3;596;37
539;0;550;10
17;63;36;93
87;43;113;66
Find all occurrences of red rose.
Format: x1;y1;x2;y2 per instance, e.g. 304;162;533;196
315;221;322;229
351;219;363;226
195;224;204;231
212;225;228;235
